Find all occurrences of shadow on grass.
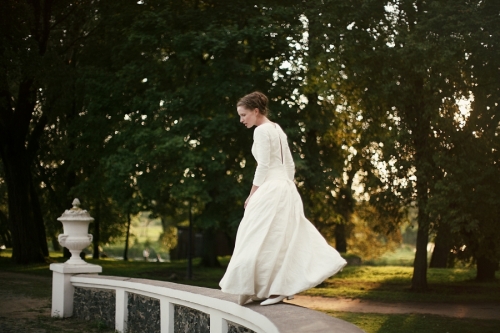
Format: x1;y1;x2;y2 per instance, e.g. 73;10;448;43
309;266;500;303
329;311;500;333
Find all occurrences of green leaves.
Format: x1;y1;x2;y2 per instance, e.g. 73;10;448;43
2;0;497;271
66;0;306;236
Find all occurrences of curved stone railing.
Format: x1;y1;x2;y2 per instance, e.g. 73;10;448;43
49;201;364;332
64;273;365;333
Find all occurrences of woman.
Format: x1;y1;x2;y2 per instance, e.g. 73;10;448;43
219;92;346;306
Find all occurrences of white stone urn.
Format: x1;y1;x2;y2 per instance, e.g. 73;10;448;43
57;198;94;265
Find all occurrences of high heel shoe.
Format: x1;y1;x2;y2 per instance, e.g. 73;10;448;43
237;295;252;305
260;295;294;306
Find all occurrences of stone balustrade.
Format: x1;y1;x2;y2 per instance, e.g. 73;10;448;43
50;200;364;332
52;273;365;333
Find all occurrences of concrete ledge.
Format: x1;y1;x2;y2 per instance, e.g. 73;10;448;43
50;263;102;274
246;302;364;333
70;274;365;333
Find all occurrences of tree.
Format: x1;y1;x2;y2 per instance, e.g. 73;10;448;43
69;0;306;266
313;0;473;290
456;0;500;281
0;0;147;263
0;0;88;263
428;0;500;280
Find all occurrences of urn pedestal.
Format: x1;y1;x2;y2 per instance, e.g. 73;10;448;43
50;199;102;318
57;198;94;264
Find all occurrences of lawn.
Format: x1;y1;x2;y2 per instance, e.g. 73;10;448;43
306;266;500;303
1;249;500;333
328;311;500;333
0;269;115;332
1;249;499;303
0;249;228;288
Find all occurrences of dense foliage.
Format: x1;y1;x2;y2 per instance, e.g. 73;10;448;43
0;0;498;286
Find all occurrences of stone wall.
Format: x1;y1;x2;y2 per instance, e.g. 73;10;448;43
73;288;255;333
73;287;115;329
174;304;209;333
127;293;161;333
228;321;256;333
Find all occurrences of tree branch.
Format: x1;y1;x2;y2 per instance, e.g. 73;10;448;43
49;2;78;31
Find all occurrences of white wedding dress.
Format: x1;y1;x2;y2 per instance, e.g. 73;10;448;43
220;122;346;299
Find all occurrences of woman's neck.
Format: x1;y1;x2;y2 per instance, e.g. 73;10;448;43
255;116;271;126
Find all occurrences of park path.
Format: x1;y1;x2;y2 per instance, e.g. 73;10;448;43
285;295;500;320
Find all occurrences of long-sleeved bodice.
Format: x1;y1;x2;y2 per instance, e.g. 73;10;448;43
251;122;295;186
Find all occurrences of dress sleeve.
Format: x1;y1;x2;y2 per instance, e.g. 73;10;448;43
283;140;295;181
252;127;271;186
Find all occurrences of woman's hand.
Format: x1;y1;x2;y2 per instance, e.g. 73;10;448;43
244;185;260;209
244;195;251;209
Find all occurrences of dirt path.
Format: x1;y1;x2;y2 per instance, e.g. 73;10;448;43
0;272;51;319
0;272;115;333
286;295;500;320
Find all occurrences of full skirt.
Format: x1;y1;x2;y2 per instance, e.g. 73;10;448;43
219;177;347;299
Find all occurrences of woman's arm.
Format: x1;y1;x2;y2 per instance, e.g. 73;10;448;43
252;127;271;186
245;127;270;208
244;185;259;208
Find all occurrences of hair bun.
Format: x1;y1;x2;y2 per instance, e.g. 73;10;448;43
237;91;269;116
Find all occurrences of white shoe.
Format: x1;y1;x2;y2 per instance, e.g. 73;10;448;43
260;295;294;306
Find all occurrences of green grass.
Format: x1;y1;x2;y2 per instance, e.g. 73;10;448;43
1;248;500;333
0;271;52;299
363;246;416;266
0;250;228;288
305;266;500;303
1;249;499;303
97;212;168;259
326;311;500;333
91;256;229;289
0;263;116;332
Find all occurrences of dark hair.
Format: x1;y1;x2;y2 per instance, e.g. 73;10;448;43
237;91;269;116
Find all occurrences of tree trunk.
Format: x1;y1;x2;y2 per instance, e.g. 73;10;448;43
30;180;48;257
404;0;433;292
0;230;12;248
123;212;131;261
200;227;220;267
335;184;353;254
476;255;498;281
92;202;100;259
411;108;431;291
411;151;431;291
51;234;61;252
412;218;429;291
0;210;12;248
412;151;431;291
1;148;47;263
429;222;451;268
0;1;54;264
335;223;347;253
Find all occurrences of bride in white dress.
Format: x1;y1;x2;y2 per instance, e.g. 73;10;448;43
219;92;346;306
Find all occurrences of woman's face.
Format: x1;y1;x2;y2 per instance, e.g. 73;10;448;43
237;106;259;128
